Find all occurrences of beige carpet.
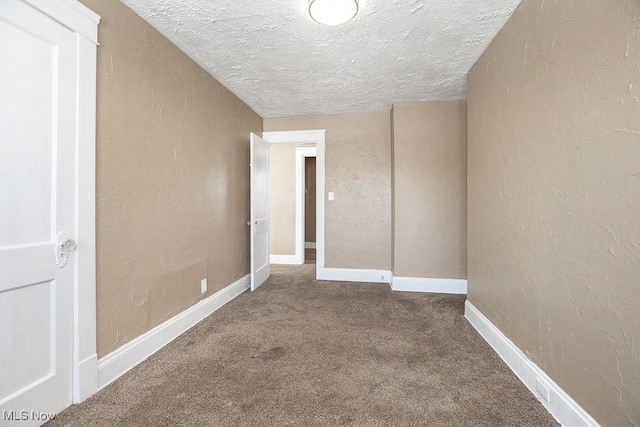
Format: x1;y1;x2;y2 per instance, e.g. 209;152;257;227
49;264;557;426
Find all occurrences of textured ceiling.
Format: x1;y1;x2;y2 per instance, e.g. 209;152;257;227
121;0;522;117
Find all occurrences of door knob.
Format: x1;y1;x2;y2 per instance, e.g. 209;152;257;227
56;232;77;268
61;237;77;251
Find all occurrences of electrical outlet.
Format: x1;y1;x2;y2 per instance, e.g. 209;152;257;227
200;278;207;294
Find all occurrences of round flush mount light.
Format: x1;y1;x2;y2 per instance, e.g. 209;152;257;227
309;0;359;25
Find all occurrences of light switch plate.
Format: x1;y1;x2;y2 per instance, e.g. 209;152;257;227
328;191;335;201
201;278;207;294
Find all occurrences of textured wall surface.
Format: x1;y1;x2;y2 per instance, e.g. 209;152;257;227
269;145;296;255
305;157;317;243
79;0;262;357
392;102;467;279
119;0;521;117
467;0;640;424
265;114;392;270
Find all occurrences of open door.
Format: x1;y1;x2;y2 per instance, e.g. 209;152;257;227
0;1;80;422
250;133;270;291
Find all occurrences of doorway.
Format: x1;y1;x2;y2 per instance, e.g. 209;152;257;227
262;130;326;280
304;156;316;265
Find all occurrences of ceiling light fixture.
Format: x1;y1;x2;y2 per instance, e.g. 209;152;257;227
309;0;359;26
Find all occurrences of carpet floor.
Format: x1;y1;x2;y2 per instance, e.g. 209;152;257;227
49;265;557;426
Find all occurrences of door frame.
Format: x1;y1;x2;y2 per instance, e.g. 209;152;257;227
21;0;101;404
262;130;327;279
296;147;316;265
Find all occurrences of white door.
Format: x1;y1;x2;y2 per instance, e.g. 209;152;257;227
250;133;270;291
0;1;79;423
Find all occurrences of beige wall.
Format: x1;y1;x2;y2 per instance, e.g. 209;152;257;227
305;157;317;243
467;0;640;424
269;145;296;255
265;114;392;270
392;102;467;279
80;0;262;357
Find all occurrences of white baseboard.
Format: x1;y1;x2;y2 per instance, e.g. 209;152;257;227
392;276;467;294
74;353;97;403
269;254;302;265
97;274;250;390
465;301;599;427
305;242;316;249
317;268;391;284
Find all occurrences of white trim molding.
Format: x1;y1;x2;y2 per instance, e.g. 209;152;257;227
305;242;316;249
73;24;99;403
75;354;98;402
97;274;250;390
269;254;300;265
465;301;599;427
263;129;326;145
392;277;467;294
22;0;100;43
318;268;392;284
